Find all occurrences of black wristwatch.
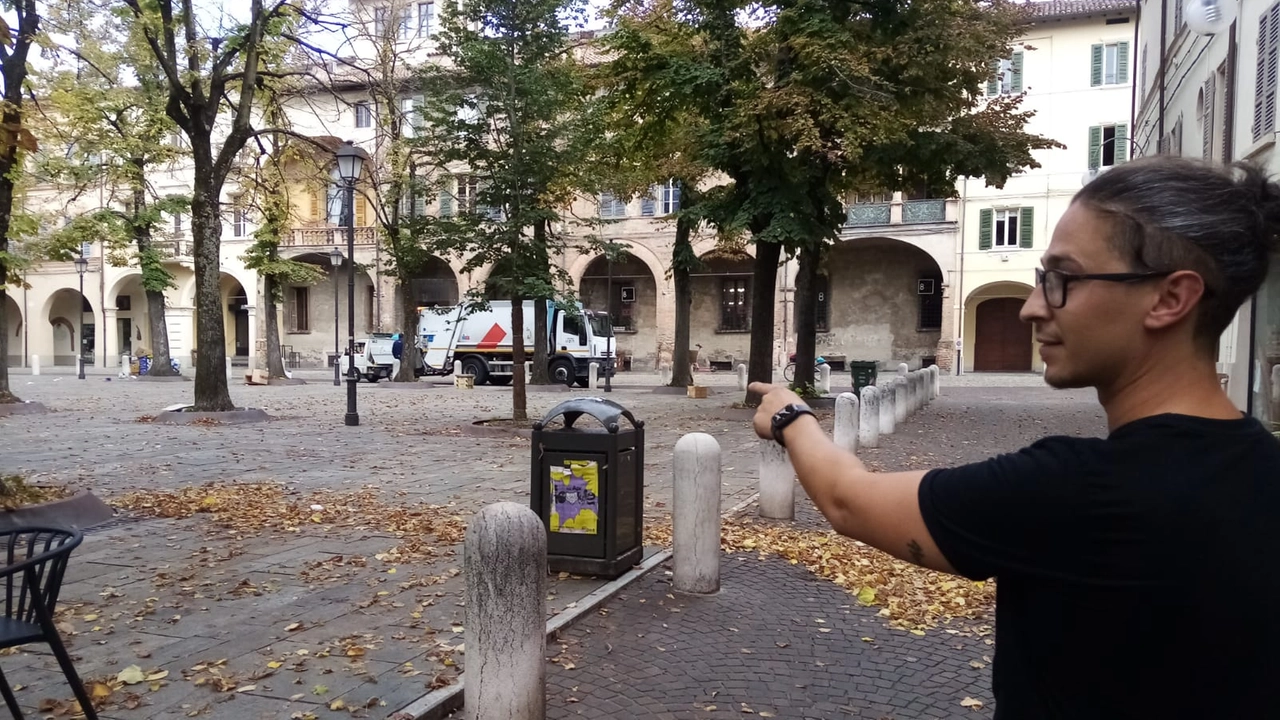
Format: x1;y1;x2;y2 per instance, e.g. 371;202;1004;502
771;403;815;447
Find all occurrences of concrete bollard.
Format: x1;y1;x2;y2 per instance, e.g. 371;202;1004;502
30;355;39;376
931;365;941;398
119;354;131;378
908;373;920;414
921;371;931;405
858;386;880;448
894;378;908;423
454;360;463;376
464;502;546;720
818;363;831;395
226;357;233;379
897;362;909;378
880;383;897;435
834;392;859;454
673;433;721;595
736;363;747;391
659;363;671;385
758;440;795;520
589;362;599;390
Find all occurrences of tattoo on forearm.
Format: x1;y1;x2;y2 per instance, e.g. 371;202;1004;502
907;539;925;565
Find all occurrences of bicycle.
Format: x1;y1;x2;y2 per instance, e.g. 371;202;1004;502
782;354;828;383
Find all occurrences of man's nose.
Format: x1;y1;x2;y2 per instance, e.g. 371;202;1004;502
1020;288;1048;323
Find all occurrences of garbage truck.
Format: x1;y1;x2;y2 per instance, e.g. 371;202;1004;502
416;300;614;386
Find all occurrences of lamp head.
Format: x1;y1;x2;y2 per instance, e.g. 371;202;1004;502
329;247;344;267
335;140;366;183
73;255;88;275
1184;0;1237;35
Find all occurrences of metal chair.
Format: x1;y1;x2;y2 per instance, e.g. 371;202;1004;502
0;527;98;720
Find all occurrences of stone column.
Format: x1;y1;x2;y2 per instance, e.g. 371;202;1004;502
834;392;858;453
245;305;257;372
465;502;546;720
880;384;896;435
103;308;119;367
673;433;721;595
858;386;879;448
758;440;794;520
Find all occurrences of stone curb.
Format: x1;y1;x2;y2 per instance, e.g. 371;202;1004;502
459;419;534;440
153;408;272;425
391;490;763;720
133;375;192;383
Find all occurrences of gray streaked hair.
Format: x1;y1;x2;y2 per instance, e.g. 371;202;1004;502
1073;156;1280;352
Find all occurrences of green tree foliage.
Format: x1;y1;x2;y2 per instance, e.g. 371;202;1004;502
600;0;1061;403
415;0;599;420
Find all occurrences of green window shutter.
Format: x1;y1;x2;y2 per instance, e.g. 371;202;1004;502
438;183;454;217
1091;44;1103;87
1088;125;1103;169
1115;124;1129;164
1011;51;1024;93
978;208;993;250
1117;41;1130;84
415;191;426;218
1019;207;1034;249
987;59;999;96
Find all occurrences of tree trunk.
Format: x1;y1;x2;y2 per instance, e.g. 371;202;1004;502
744;240;783;406
791;243;819;391
529;219;551;384
394;279;420;381
0;162;19;403
511;294;528;422
144;287;177;376
669;211;696;388
190;183;234;411
263;275;286;378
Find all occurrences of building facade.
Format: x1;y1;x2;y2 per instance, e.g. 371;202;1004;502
1134;0;1279;423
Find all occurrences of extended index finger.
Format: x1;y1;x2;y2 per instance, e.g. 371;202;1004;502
748;382;775;395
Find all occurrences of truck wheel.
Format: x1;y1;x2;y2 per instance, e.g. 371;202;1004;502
365;373;380;384
550;359;576;386
462;357;490;385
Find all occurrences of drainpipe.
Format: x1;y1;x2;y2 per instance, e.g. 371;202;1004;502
1157;0;1168;147
954;177;967;376
22;274;27;368
1131;3;1140;136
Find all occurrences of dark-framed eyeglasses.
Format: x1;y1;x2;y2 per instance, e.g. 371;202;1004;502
1035;268;1175;309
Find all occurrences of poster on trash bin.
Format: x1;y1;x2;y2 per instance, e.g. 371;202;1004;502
549;460;600;535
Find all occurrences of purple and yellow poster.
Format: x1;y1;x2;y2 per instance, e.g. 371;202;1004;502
549;460;600;535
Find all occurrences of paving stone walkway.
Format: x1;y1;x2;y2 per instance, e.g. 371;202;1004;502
0;368;1105;718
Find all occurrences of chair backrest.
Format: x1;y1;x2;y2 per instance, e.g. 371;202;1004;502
0;527;83;624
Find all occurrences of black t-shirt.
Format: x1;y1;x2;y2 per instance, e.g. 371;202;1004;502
918;413;1280;719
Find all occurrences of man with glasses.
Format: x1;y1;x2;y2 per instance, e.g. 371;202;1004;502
750;157;1280;718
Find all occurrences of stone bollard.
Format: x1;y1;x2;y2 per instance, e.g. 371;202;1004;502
898;362;909;378
526;361;533;382
834;392;859;454
454;360;463;376
758;440;795;520
465;502;546;720
589;362;599;390
659;363;671;385
736;363;747;391
226;357;233;379
858;386;880;448
931;365;941;398
30;355;39;376
673;433;721;595
908;373;920;414
895;378;908;423
119;354;131;378
880;383;897;435
818;363;831;395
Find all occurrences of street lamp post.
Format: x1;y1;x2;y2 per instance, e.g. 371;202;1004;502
604;247;613;393
74;255;88;380
329;247;343;387
336;141;367;427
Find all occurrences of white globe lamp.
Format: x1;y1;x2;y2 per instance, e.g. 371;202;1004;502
1184;0;1237;36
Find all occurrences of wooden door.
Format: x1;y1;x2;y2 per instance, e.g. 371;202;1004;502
974;297;1032;372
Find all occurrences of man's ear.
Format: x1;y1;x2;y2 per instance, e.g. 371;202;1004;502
1143;270;1206;331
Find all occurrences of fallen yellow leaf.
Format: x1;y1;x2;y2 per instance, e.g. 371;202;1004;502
116;665;146;685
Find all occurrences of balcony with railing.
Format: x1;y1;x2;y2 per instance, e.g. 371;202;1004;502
284;226;379;247
152;238;193;261
845;192;955;230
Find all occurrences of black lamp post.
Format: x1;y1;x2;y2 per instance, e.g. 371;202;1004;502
604;246;613;393
73;255;88;380
329;247;343;387
336;140;367;426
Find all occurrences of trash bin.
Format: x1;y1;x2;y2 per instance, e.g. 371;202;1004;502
850;361;879;398
531;397;645;578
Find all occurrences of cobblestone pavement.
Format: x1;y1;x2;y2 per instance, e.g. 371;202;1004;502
538;381;1107;720
0;367;1104;718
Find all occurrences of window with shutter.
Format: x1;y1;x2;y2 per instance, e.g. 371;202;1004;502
1140;44;1148;99
1010;51;1024;93
414;191;426;218
1019;207;1034;249
355;196;368;226
987;59;1000;96
438;182;454;217
1203;76;1215;159
285;292;297;332
1116;41;1130;84
1088;125;1103;169
309;188;320;220
978;208;993;250
640;190;655;217
1115;124;1128;164
1254;4;1279;143
1091;44;1104;87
